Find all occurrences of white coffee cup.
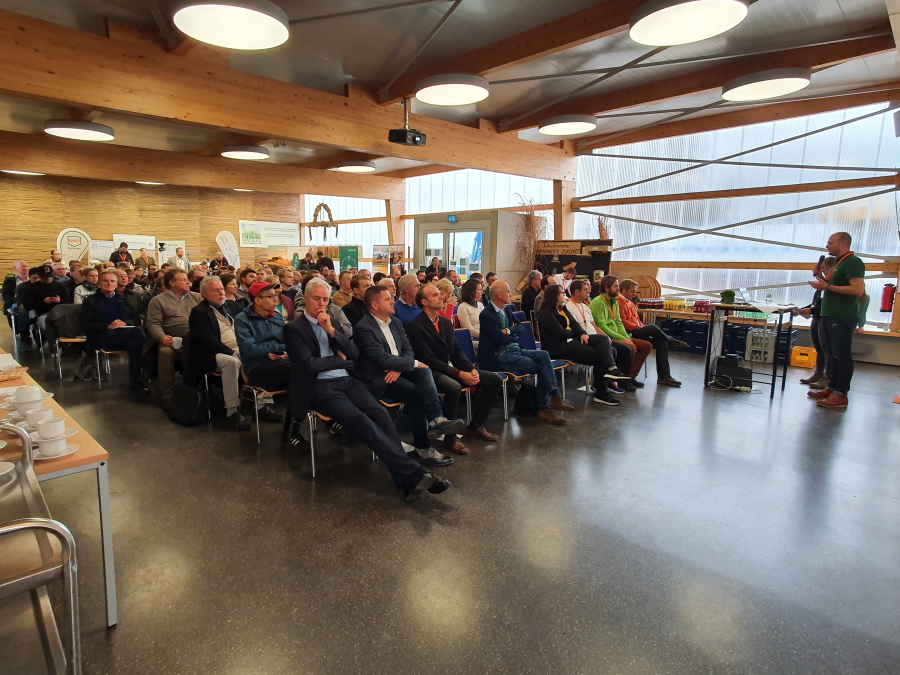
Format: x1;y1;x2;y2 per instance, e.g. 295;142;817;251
172;336;183;349
37;417;66;440
15;385;41;402
39;436;67;457
14;399;43;414
26;406;53;427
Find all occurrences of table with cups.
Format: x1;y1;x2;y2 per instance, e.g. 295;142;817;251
0;353;118;628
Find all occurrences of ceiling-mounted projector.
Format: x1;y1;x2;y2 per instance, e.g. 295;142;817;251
389;98;426;146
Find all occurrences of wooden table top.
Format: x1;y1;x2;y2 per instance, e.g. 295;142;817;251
0;348;108;475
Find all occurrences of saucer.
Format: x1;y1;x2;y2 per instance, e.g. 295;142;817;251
0;461;14;477
0;440;6;451
34;444;78;461
5;392;54;404
33;428;78;443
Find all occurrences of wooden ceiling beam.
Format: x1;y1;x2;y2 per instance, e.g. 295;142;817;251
106;18;230;67
0;10;574;181
0;130;403;200
578;84;900;149
502;32;895;133
574;175;899;207
381;0;645;104
194;134;272;157
378;164;463;179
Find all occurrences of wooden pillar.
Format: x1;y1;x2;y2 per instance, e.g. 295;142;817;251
891;263;900;332
553;179;576;240
385;198;406;246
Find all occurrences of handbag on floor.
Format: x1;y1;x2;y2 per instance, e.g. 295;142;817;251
511;382;539;418
168;385;208;426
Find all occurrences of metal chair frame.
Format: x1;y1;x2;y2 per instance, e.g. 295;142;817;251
94;350;126;391
55;338;86;380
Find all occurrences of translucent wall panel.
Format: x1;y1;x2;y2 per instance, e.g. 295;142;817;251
302;195;388;270
304;194;385;222
406;169;553;214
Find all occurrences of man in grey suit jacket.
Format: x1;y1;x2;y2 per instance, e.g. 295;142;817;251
353;285;465;466
165;247;192;271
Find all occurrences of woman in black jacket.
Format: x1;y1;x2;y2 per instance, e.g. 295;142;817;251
536;284;623;406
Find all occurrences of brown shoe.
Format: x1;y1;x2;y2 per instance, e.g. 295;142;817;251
817;393;848;408
442;435;469;455
549;395;575;411
537;408;567;425
799;372;821;385
465;426;499;442
807;388;834;399
808;376;830;390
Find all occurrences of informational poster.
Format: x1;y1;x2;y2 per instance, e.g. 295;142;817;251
339;246;360;272
372;245;390;275
158;240;187;265
389;245;405;271
89;240;115;263
56;228;90;264
266;246;305;270
239;220;300;247
215;230;241;268
112;233;156;258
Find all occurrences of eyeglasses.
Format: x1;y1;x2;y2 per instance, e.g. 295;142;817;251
256;293;277;300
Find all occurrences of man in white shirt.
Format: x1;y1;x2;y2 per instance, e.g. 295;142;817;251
353;285;464;466
445;269;463;302
554;265;577;295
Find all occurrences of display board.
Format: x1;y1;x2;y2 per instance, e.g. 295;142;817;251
239;220;300;247
215;230;241;268
158;240;187;264
112;233;156;257
372;245;390;274
56;228;90;264
533;238;613;297
89;240;115;263
339;246;360;272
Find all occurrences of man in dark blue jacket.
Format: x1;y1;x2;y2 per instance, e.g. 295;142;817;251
234;280;291;394
353;285;464;466
285;278;451;502
478;280;570;425
81;269;149;394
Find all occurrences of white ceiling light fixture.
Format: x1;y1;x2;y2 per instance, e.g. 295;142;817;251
1;169;45;176
220;145;270;160
630;0;750;46
135;181;166;185
334;161;377;173
233;188;254;191
722;68;812;101
538;115;599;136
172;0;290;50
414;74;490;106
43;119;115;142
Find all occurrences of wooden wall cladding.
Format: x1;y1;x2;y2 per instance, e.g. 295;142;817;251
0;175;303;270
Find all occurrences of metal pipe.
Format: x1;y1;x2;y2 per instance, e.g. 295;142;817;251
578;105;896;199
661;273;890;297
377;0;464;101
290;0;450;24
581;152;899;173
583;99;726;147
499;47;667;129
0;421;33;469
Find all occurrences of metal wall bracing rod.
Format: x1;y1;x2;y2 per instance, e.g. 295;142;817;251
581;152;899;173
378;0;464;101
499;47;668;130
576;201;895;260
488;30;892;85
583;100;727;147
290;0;450;24
661;273;891;297
578;104;896;199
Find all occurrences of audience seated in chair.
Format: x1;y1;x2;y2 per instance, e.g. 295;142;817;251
145;269;202;410
455;279;484;340
478;280;572;425
378;276;397;301
341;274;371;327
590;275;652;390
407;283;502;453
520;270;542;318
537;284;626;407
332;271;354;307
234;281;291;406
3;260;28;332
25;264;69;341
219;273;248;313
284;278;451;502
393;274;423;326
353;285;465;467
617;279;685;387
80;270;149;394
434;278;457;320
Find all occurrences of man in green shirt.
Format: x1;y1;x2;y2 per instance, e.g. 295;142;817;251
807;231;865;409
589;275;650;390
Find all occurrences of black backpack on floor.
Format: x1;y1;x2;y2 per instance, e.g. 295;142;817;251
168;385;208;426
511;382;539;418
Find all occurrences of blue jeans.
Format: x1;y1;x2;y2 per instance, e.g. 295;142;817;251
819;316;856;396
496;347;559;409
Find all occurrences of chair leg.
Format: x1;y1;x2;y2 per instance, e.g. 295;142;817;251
104;353;111;375
56;340;62;380
561;367;566;399
203;375;211;421
307;413;316;479
253;389;260;445
502;379;508;420
465;389;472;424
95;351;102;391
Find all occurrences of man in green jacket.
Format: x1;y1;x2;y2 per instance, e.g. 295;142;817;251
589;275;650;389
807;231;866;409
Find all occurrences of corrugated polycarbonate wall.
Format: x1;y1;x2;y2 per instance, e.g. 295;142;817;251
575;104;900;321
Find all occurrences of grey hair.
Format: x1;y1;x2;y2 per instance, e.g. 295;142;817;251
397;274;418;293
305;277;332;296
379;277;395;286
199;276;223;295
527;270;542;282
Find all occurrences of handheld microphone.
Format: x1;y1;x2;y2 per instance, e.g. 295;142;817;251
815;254;825;274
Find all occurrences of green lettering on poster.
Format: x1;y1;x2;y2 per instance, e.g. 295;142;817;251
339;246;360;272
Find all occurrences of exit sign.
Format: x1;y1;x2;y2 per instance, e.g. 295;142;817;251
448;215;457;222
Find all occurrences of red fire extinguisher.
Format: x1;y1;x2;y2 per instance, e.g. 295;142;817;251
881;284;896;312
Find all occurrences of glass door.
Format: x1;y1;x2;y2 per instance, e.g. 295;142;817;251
424;231;444;272
422;229;483;281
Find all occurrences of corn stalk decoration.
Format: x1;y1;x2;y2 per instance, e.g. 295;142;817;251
308;203;338;240
515;195;549;276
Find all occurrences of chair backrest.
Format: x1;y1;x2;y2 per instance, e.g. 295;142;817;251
517;321;538;351
454;328;476;363
512;310;526;324
452;303;458;315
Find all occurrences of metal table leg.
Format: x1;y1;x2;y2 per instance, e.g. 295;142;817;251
96;461;117;627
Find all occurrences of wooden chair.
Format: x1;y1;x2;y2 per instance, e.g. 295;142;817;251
55;337;86;379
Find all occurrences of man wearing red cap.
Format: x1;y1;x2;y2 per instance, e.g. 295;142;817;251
233;280;291;421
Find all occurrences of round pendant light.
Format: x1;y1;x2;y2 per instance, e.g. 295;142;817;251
538;115;599;136
221;145;270;160
630;0;750;46
414;74;490;106
172;1;290;50
722;68;812;101
335;161;377;173
2;169;44;176
43;120;115;142
233;188;254;191
135;181;166;185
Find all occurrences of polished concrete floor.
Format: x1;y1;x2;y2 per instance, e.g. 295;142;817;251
4;327;900;674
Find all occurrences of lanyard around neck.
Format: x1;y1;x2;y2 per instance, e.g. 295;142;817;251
822;251;853;281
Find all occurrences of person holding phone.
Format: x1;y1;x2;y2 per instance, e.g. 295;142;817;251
24;264;69;337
